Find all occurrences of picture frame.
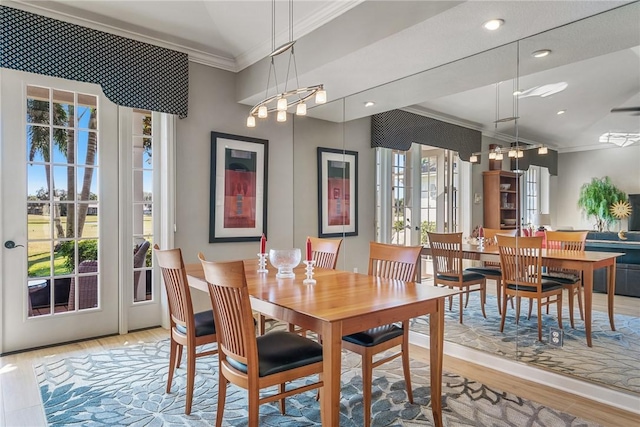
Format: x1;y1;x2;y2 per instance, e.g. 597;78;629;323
209;132;268;243
317;147;358;238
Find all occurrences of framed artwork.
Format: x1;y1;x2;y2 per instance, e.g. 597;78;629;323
209;132;268;243
317;147;358;238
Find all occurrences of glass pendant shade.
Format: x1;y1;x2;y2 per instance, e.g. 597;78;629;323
315;89;327;104
495;152;504;161
296;102;307;115
488;152;497;160
508;149;517;158
517;150;524;158
538;146;548;154
246;116;256;127
277;110;287;122
258;105;268;118
277;97;288;111
469;154;478;163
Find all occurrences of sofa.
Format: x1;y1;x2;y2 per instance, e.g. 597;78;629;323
586;231;640;298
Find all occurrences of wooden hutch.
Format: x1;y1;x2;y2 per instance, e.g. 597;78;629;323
482;170;520;230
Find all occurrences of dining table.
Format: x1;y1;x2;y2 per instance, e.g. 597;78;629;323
186;259;458;427
421;244;624;347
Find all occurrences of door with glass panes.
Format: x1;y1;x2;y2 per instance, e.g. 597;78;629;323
1;70;119;353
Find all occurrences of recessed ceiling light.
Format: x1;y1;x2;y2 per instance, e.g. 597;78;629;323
532;49;551;58
364;101;375;107
557;110;566;115
483;19;504;31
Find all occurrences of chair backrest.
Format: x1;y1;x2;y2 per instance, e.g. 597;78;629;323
68;260;98;310
545;230;587;251
154;245;194;332
309;237;342;269
368;242;422;282
482;228;518;244
497;235;544;291
427;232;464;279
198;255;258;375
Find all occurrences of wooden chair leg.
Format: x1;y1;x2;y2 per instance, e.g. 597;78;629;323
576;284;584;320
400;325;413;403
480;284;487;318
515;296;522;324
499;294;508;332
567;286;576;329
464;289;470;308
458;291;464;324
176;344;183;369
216;371;228;427
166;339;178;393
259;314;266;335
527;298;534;320
362;352;373;427
495;280;502;315
537;299;543;341
557;293;563;330
248;387;260;427
185;345;196;415
279;383;286;414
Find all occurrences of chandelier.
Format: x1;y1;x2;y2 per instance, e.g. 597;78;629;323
246;0;326;127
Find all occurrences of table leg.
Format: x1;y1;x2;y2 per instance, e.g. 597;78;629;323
607;262;617;332
429;298;444;427
321;321;342;426
583;266;593;347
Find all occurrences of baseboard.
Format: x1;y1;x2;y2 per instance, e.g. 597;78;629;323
408;330;640;415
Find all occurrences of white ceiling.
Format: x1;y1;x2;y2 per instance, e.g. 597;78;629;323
7;0;640;153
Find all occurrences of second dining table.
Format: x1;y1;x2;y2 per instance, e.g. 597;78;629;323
186;258;458;427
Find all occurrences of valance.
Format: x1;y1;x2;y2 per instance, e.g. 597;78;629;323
0;5;189;118
371;110;481;161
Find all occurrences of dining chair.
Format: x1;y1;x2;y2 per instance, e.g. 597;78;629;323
258;237;343;336
427;232;487;324
497;235;564;341
341;242;421;427
154;245;217;415
198;254;324;427
542;230;588;328
466;228;517;314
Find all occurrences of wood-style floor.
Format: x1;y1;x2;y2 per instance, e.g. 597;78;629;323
1;293;638;426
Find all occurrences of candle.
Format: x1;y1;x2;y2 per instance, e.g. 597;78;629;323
478;227;484;238
306;237;312;261
260;234;266;254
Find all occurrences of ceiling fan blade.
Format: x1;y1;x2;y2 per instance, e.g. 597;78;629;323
611;107;640;113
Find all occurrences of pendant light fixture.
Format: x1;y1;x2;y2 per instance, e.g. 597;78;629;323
246;0;326;127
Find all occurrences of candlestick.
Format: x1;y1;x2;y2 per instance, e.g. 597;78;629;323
306;237;312;261
260;233;266;254
303;260;316;285
257;253;268;273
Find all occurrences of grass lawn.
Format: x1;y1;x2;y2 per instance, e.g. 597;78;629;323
27;214;153;276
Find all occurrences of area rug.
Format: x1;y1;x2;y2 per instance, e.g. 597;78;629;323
35;339;601;426
410;290;640;394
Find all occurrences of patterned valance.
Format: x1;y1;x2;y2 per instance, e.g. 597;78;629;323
0;5;188;118
371;110;481;161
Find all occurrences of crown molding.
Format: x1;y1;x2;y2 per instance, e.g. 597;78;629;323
234;0;364;71
4;0;237;71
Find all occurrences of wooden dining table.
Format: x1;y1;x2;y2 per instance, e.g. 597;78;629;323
422;244;624;347
186;259;458;427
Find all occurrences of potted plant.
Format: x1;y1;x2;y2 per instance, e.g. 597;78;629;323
577;176;627;232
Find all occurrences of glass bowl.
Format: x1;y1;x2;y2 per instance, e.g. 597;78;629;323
269;248;301;279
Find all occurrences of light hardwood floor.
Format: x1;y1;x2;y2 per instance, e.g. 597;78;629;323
1;294;639;426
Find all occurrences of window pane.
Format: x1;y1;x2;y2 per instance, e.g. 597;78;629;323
76;167;97;200
78;203;99;239
52;90;74;128
133;171;153;202
28;241;51;278
52;167;71;199
54;239;75;276
28;203;51;240
28;164;50;200
26;125;50;162
26;90;50;125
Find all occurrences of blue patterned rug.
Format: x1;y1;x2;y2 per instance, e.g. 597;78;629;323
35;338;601;426
410;291;640;394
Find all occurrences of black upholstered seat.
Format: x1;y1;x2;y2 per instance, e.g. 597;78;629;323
541;272;580;284
227;330;323;377
436;271;486;282
506;279;564;293
466;267;502;276
342;324;403;347
176;310;216;337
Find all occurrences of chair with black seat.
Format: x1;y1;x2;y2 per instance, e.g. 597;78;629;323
497;235;564;341
341;242;421;427
466;228;517;314
427;232;487;324
154;245;217;415
198;254;324;427
542;230;588;328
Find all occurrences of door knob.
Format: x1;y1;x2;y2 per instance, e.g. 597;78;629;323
4;241;24;249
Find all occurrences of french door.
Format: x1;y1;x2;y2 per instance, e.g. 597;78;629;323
0;70;120;353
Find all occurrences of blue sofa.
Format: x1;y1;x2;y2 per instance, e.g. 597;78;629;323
586;231;640;297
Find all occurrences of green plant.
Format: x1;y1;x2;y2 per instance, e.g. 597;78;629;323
577;177;627;232
57;239;98;271
420;221;436;244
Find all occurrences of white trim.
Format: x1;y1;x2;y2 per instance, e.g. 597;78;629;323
118;107;133;335
408;330;640;415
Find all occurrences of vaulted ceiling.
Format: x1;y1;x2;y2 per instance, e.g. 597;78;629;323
8;0;640;152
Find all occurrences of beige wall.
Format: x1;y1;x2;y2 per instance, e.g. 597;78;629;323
554;145;640;231
175;63;375;308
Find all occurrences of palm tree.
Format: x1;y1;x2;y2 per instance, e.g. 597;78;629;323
27;99;68;238
76;108;97;236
